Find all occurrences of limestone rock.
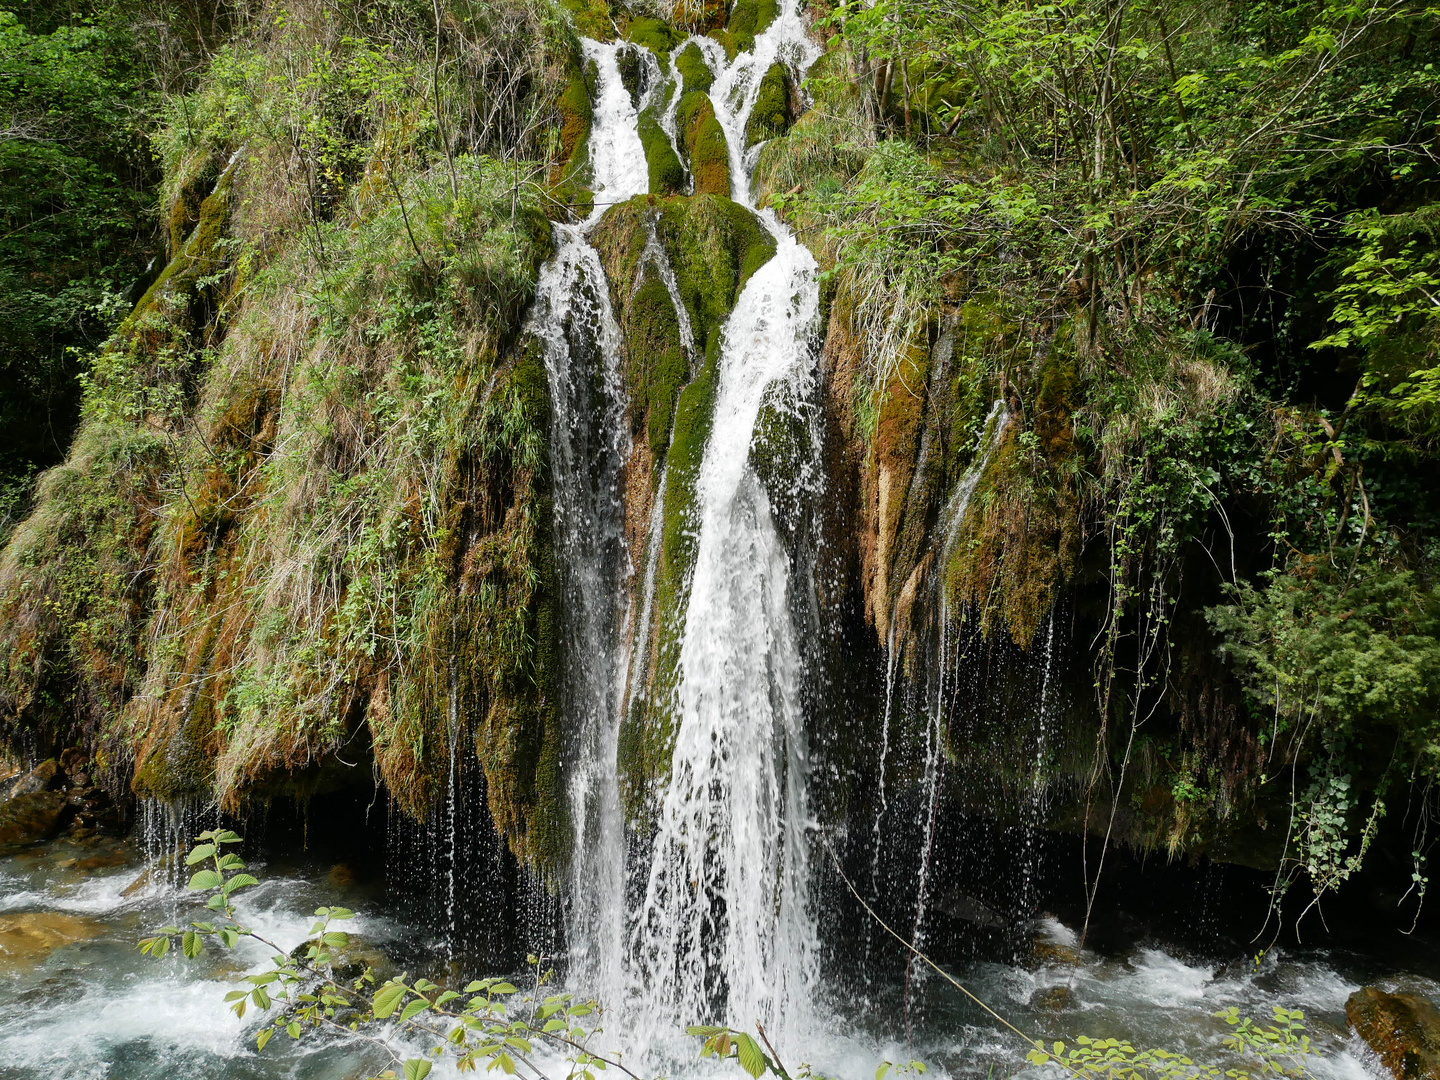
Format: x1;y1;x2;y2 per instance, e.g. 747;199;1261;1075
0;912;104;970
1347;986;1440;1080
0;759;60;801
0;791;69;852
1030;984;1076;1011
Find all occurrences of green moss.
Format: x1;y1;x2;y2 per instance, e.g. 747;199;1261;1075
551;61;596;220
588;193;776;821
678;91;731;197
640;114;686;196
559;0;614;40
617;339;718;820
627;16;680;54
744;62;793;147
721;0;779;53
617;47;644;104
628;268;689;456
943;335;1082;648
126;165;235;332
750;393;815;545
674;42;714;94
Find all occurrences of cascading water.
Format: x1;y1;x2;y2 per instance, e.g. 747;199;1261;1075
535;0;828;1058
529;37;650;996
630;227;822;1043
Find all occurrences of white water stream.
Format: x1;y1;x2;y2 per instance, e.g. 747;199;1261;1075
541;0;827;1058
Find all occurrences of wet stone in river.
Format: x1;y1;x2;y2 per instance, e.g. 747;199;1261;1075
1348;986;1440;1080
0;912;105;971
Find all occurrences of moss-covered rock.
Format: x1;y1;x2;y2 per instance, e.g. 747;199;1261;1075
589;193;776;821
717;0;780;55
626;16;680;55
550;60;595;219
744;62;793;147
559;0;614;40
674;42;715;95
943;323;1081;647
629;268;689;457
678;92;731;197
640;114;686;197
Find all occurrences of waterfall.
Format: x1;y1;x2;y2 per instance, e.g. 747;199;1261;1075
632;228;822;1040
530;0;828;1056
529;35;652;992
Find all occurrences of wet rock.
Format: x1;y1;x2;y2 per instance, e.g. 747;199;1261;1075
1029;917;1081;967
290;933;398;985
328;863;359;888
1347;986;1440;1080
1030;984;1076;1011
120;866;155;897
0;791;69;852
71;850;134;873
1;760;60;801
935;888;1010;929
0;912;104;970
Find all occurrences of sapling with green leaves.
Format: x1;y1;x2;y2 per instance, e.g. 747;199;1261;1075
139;829;638;1080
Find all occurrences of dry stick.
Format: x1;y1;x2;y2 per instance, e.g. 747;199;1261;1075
819;833;1090;1080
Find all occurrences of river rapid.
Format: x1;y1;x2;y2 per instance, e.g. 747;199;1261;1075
0;832;1433;1080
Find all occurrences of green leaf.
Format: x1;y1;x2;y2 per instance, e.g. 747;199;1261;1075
373;982;409;1019
403;1062;433;1080
181;931;203;959
257;1027;273;1052
491;982;518;995
735;1033;767;1078
399;999;428;1023
287;1021;301;1039
321;931;349;948
188;869;223;891
185;844;217;865
223;873;260;895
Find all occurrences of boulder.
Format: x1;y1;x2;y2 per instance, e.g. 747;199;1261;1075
0;759;60;801
1030;984;1076;1011
0;912;104;970
1347;986;1440;1080
0;791;69;852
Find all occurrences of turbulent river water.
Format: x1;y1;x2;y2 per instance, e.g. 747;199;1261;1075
1;833;1434;1080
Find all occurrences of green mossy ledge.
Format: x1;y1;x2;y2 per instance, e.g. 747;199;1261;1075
716;0;780;57
678;91;731;197
626;16;681;55
551;58;597;220
744;62;794;147
674;42;715;94
559;0;614;40
640;114;687;196
589;193;776;822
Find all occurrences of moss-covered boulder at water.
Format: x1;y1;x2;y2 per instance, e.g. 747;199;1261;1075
744;62;793;146
626;17;680;55
674;42;714;94
716;0;780;56
0;791;68;852
1348;987;1440;1080
678;91;731;197
640;114;686;196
